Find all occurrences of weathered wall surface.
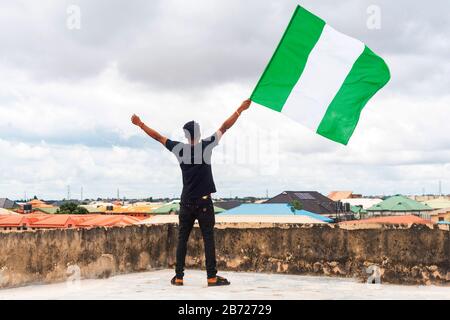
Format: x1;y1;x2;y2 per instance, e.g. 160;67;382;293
0;225;170;288
0;223;449;289
182;224;449;285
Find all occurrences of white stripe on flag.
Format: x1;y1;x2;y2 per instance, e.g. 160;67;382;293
281;24;365;130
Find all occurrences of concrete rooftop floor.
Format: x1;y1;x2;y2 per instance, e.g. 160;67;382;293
0;269;449;300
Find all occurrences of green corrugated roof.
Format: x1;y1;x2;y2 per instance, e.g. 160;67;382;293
367;195;432;212
150;203;225;214
34;207;59;214
350;205;367;214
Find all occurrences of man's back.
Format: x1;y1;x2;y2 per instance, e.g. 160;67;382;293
165;133;219;200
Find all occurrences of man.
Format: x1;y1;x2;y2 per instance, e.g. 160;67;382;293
131;99;251;286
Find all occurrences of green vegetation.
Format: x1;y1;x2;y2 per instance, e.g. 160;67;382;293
57;202;89;215
289;200;303;212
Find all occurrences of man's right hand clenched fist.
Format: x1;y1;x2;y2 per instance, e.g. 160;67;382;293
131;114;142;126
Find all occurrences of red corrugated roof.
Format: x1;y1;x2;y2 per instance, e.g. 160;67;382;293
0;214;140;229
29;215;77;228
77;215;140;227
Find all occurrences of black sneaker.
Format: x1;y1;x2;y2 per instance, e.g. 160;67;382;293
207;275;230;286
171;276;183;286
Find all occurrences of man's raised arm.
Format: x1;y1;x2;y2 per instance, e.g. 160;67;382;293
218;99;252;135
131;114;167;145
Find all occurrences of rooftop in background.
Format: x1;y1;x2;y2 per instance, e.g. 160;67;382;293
76;215;142;227
0;208;19;215
150;202;225;215
0;198;18;209
367;195;433;212
339;215;433;226
0;213;143;230
220;203;333;223
421;198;450;210
264;191;336;215
341;198;382;209
213;200;244;211
138;214;330;225
26;199;55;209
33;207;59;214
328;191;355;201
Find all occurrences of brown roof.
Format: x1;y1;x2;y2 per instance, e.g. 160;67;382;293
328;191;353;201
264;191;336;215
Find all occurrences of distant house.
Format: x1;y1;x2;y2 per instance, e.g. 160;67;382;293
422;198;450;210
264;191;337;215
341;198;382;209
214;201;243;211
0;215;30;231
26;199;55;209
366;195;433;218
429;207;450;224
150;201;225;215
339;215;433;228
0;198;18;209
0;208;19;216
220;203;333;223
0;213;142;230
33;207;59;214
328;191;352;201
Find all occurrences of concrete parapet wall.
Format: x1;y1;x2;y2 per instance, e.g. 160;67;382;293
0;223;448;288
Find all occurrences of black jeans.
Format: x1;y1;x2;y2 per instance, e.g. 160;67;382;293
176;197;217;279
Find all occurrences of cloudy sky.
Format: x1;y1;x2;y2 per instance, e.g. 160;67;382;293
0;0;449;200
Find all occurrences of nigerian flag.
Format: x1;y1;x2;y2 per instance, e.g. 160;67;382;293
251;5;390;145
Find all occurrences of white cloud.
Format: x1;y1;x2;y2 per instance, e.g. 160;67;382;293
0;0;449;199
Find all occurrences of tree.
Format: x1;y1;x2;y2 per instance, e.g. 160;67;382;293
57;202;89;215
289;200;303;212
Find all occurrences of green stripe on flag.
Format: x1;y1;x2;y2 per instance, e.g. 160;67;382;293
250;6;325;111
316;46;391;145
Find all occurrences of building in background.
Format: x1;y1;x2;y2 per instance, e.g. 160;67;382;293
421;198;450;210
339;215;433;228
150;201;225;215
0;213;142;231
327;191;362;201
264;191;338;216
0;208;19;215
220;203;333;223
429;207;450;223
341;198;382;209
214;200;244;211
366;195;433;219
0;198;18;209
411;195;450;202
